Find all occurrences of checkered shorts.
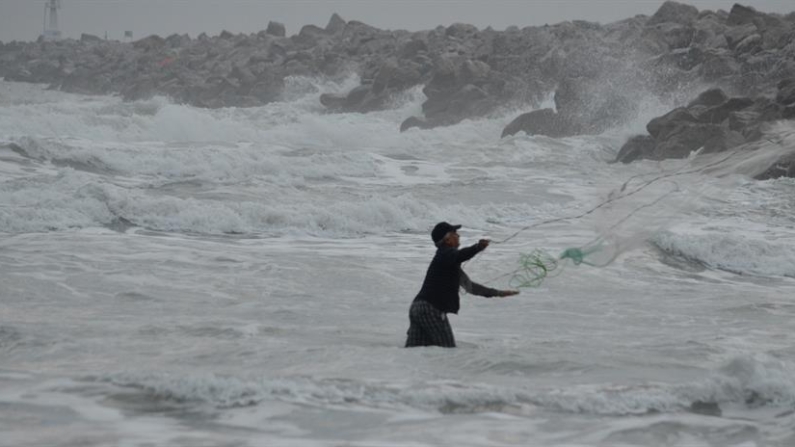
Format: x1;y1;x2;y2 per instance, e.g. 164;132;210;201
405;300;456;348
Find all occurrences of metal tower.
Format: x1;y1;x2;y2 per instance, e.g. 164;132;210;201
42;0;62;40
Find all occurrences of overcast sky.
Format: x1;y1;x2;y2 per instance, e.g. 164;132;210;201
1;0;793;42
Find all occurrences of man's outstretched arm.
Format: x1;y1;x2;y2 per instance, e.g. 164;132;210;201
459;269;519;297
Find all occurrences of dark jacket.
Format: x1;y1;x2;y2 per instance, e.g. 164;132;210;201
413;244;501;314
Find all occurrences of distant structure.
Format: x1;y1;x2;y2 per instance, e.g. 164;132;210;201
42;0;62;40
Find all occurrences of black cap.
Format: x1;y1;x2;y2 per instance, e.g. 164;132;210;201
431;222;462;245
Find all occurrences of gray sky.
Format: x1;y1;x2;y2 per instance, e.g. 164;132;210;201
1;0;793;42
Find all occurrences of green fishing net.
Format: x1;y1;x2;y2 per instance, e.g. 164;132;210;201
509;243;608;288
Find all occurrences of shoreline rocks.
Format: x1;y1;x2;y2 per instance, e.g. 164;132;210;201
615;79;795;179
0;2;793;176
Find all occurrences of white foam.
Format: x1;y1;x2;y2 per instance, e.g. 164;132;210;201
99;354;795;417
0;165;505;235
654;227;795;277
3;78;795;446
532;354;795;416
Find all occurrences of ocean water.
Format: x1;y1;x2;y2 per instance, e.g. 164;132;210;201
2;78;795;447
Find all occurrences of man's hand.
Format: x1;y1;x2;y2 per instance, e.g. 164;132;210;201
498;290;520;297
478;239;490;250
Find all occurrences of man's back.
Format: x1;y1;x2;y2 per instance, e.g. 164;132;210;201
414;244;481;314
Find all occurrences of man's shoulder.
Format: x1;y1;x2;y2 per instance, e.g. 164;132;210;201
434;246;458;257
431;246;457;263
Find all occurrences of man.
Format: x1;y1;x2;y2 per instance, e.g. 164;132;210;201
405;222;520;348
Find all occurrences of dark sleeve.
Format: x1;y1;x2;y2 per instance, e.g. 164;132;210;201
459;269;501;297
455;243;483;264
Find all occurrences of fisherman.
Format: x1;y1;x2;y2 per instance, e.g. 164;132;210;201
405;222;520;348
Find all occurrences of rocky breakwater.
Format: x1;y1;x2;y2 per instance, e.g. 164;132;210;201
0;14;413;109
613;3;795;179
615;81;795;162
501;2;795;139
0;2;792;141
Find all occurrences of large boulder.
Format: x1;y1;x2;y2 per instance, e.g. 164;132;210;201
650;122;733;159
80;33;102;43
320;84;373;111
647;1;700;26
617;81;795;167
133;35;165;52
266;21;286;37
397;56;515;130
326;13;346;34
501;108;577;138
642;22;697;51
735;33;763;54
399;38;428;59
698;49;741;81
615;135;656;163
165;33;191;48
724;23;758;50
687;87;728;108
400;116;431;132
446;23;479;39
695;97;755;124
647;108;699;139
372;59;424;94
319;57;427;114
727;4;761;26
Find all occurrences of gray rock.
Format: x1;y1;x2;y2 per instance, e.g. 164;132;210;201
165;33;191;48
501;108;575;138
761;19;793;50
446;23;479;39
701;128;746;154
80;33;102;43
371;59;423;94
695;97;755;124
698;49;740;81
647;107;700;139
650;122;727;159
415;56;506;125
687;87;728;108
266;21;286;37
294;24;326;47
400;38;428;59
319;92;346;110
776;78;795;105
345;85;374;109
724;23;757;49
642;22;696;51
727;4;761;26
320;84;385;113
615;135;656;163
326;13;346;34
735;33;762;54
647;1;699;26
133;35;165;51
400;116;432;132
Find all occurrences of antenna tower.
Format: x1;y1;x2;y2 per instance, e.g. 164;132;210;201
42;0;62;40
